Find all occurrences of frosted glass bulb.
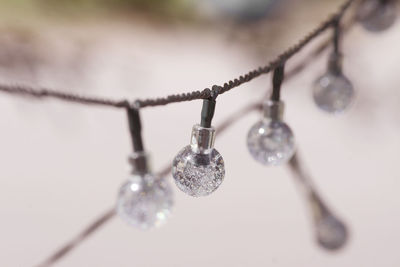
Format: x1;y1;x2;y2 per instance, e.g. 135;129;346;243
315;213;348;250
313;72;354;114
117;173;173;229
172;124;225;197
357;0;397;32
247;100;295;166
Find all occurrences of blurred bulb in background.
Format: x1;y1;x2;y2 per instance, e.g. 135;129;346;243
309;193;349;251
357;0;397;32
117;152;173;230
315;212;348;250
247;100;295;166
313;53;355;114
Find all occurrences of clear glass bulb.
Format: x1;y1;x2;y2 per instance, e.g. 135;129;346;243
313;72;355;114
172;125;225;197
315;213;348;250
117;173;173;230
247;100;296;166
357;0;397;32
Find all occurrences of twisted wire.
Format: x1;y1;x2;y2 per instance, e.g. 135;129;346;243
0;84;130;108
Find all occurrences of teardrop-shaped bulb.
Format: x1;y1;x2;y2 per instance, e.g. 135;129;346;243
315;212;348;250
289;154;349;251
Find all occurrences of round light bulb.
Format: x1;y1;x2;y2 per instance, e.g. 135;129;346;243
247;100;296;166
313;72;355;114
117;153;173;230
357;0;397;32
315;213;348;250
172;124;225;197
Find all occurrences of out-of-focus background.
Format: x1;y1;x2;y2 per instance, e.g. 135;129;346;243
0;0;399;266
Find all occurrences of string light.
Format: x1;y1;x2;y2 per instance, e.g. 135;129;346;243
0;1;377;261
117;107;174;229
357;0;397;32
313;18;355;114
247;64;296;165
172;90;225;197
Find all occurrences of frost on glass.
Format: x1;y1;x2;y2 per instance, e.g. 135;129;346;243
313;73;355;114
172;145;225;197
357;0;397;32
315;213;348;250
117;174;173;230
247;120;295;166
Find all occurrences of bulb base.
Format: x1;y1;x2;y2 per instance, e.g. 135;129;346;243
128;151;150;175
263;100;284;121
190;124;216;154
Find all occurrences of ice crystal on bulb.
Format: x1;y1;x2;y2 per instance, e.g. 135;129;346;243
315;214;348;250
357;0;397;32
172;145;225;197
313;73;355;114
117;174;173;230
247;120;295;166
